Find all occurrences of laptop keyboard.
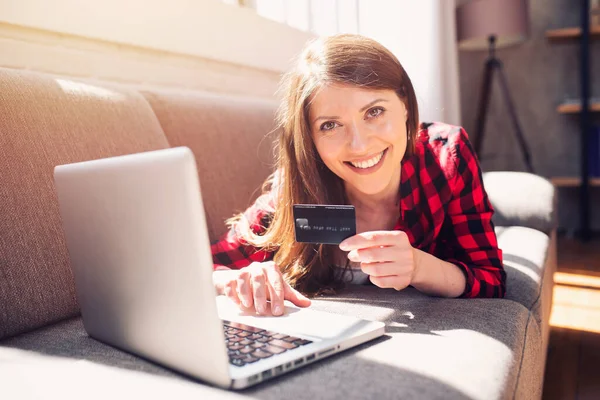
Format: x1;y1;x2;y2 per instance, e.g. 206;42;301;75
222;320;313;367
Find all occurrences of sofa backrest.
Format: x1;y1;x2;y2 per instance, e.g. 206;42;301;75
142;89;278;241
0;68;169;339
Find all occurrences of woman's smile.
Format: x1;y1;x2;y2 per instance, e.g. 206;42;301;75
344;147;389;175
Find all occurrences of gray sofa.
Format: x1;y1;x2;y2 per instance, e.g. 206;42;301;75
0;67;556;400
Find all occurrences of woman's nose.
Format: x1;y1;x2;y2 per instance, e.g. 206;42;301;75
348;122;369;152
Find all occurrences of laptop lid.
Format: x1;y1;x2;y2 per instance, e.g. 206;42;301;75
54;147;231;388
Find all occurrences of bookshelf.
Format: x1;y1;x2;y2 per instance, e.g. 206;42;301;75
546;25;600;39
551;177;600;187
547;0;596;239
557;101;600;114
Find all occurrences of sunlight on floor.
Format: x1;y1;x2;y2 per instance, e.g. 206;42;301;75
549;272;600;334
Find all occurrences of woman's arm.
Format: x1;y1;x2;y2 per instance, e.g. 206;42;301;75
411;249;466;298
438;127;506;298
340;127;505;299
341;230;467;298
211;192;275;270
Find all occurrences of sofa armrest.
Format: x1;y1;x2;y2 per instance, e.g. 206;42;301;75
482;171;557;235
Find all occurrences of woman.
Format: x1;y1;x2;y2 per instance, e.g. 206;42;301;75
211;34;505;316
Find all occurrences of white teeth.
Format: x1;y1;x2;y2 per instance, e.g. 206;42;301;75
350;150;385;169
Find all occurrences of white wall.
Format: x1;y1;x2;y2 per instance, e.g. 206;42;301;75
0;0;312;72
252;0;462;125
0;0;315;97
0;0;461;114
357;0;461;125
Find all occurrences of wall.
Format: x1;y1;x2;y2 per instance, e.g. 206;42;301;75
358;0;461;125
250;0;461;125
458;0;600;233
0;0;315;97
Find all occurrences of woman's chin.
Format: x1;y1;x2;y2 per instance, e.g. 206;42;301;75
345;181;392;198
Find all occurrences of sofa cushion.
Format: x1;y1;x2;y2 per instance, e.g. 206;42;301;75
0;345;238;400
495;226;556;368
0;68;169;340
1;286;542;400
141;89;278;241
483;172;556;235
495;226;554;326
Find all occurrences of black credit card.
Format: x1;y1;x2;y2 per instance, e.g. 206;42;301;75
293;204;356;245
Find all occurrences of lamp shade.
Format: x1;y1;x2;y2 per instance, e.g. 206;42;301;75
456;0;529;50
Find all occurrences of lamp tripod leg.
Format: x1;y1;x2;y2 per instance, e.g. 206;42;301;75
497;64;534;173
474;60;495;159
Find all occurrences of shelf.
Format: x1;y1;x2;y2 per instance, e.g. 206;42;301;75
551;177;600;187
557;101;600;114
546;25;600;40
549;2;596;239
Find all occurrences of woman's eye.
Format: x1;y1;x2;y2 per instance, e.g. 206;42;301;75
320;121;338;131
367;107;384;118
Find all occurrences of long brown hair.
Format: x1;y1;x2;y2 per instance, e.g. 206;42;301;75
227;34;419;295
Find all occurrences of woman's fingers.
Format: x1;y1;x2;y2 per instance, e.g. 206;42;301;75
369;274;410;291
236;270;253;309
359;261;397;277
251;270;268;315
283;281;312;308
265;265;285;316
223;279;241;306
348;246;398;264
229;262;311;315
340;230;409;251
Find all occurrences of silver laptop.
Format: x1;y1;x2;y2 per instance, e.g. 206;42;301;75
53;147;385;390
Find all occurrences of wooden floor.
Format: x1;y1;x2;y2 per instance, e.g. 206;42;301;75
542;236;600;400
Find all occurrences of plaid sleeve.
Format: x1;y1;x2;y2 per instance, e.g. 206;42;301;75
445;128;506;298
210;193;275;270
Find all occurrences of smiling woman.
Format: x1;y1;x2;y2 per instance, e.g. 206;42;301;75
309;85;408;197
211;34;506;316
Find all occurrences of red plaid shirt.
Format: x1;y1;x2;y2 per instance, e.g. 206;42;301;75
212;122;506;298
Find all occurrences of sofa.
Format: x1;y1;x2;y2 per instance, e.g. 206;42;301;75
0;67;557;400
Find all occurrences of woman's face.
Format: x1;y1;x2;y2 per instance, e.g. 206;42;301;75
308;83;408;198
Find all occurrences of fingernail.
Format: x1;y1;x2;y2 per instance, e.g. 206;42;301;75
273;305;282;315
257;305;264;314
339;243;348;251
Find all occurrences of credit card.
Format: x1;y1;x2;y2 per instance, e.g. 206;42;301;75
293;204;356;245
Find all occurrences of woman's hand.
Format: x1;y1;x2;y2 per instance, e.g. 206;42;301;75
339;231;417;291
213;261;311;316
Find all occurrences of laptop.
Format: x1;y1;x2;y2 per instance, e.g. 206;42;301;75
53;146;385;390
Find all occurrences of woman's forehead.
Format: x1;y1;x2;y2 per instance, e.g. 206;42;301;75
308;83;399;114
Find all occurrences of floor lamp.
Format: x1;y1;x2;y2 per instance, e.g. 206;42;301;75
456;0;534;173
